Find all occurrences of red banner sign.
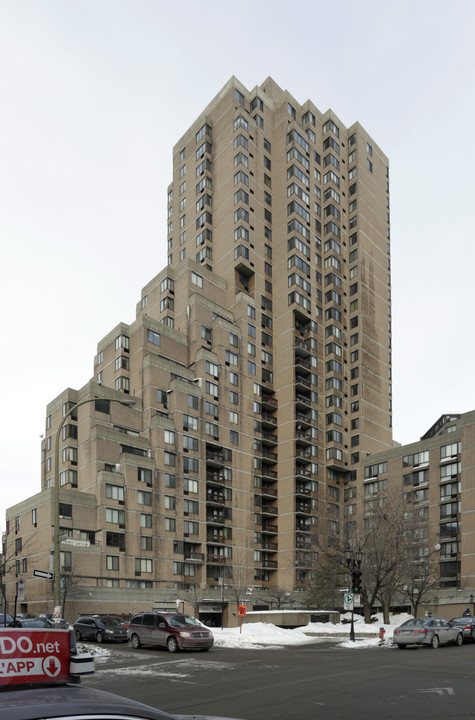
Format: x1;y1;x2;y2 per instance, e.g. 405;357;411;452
0;629;70;686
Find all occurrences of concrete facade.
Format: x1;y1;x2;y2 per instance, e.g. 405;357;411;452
3;77;394;622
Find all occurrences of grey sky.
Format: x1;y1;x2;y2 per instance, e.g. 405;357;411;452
1;0;474;527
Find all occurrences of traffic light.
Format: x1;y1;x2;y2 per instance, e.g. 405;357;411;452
352;570;362;593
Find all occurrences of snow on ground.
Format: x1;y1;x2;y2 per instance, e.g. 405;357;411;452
205;612;413;650
77;613;413;657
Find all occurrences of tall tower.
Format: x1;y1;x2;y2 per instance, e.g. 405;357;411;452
5;77;393;616
161;77;393;587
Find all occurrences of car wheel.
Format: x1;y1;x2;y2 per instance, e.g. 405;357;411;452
167;637;179;653
96;631;103;644
131;634;141;649
397;644;406;649
75;629;81;641
456;632;463;646
430;634;439;649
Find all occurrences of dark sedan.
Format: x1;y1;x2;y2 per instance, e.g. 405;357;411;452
7;618;51;629
0;684;246;720
74;614;128;643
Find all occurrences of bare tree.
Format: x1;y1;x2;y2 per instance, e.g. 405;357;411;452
59;565;80;619
262;587;295;610
398;543;440;617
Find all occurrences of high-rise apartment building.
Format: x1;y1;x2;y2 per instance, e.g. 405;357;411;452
3;78;394;621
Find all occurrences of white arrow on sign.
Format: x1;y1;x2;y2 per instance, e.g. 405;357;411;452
33;569;54;580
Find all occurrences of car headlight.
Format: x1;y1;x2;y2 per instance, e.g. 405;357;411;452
105;629;114;634
179;631;191;638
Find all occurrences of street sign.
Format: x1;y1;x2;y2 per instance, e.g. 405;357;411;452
33;570;54;580
343;592;354;610
339;587;350;593
17;579;24;601
238;605;246;616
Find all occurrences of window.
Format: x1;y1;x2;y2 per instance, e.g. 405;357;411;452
206;360;219;377
183;435;199;451
115;376;130;393
147;329;160;347
191;272;203;288
184;499;199;514
106;507;125;525
164;452;176;467
225;350;238;366
164;473;175;488
106;555;119;571
140;513;152;529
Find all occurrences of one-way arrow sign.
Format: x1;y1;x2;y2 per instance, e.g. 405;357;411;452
33;569;54;580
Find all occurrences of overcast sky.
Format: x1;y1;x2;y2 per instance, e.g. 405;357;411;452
1;0;475;527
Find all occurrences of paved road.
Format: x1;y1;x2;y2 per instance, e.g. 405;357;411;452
81;639;475;720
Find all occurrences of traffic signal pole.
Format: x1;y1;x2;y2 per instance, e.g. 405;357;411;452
345;548;364;643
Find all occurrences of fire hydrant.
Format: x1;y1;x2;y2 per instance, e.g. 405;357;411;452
379;627;386;644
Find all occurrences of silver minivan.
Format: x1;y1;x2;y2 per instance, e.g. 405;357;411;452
128;612;214;653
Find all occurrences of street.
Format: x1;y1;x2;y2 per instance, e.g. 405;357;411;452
81;639;475;720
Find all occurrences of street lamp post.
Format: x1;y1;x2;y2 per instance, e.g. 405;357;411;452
345;547;364;642
53;396;135;609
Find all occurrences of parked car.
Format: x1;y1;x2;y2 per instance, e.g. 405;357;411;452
7;618;51;629
74;614;128;643
393;617;464;648
0;613;14;626
450;616;475;641
128;612;214;653
98;613;130;628
38;613;71;630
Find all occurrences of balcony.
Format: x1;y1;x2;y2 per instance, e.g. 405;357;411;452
206;472;228;486
261;431;278;446
184;552;205;563
206;554;228;564
262;540;278;551
296;484;312;497
262;393;278;410
296;501;311;514
206;490;228;505
261;449;278;463
261;559;278;569
296;411;312;426
296;429;312;444
295;394;311;408
295;338;310;355
261;413;277;427
261;484;277;498
295;375;311;390
206;530;232;544
295;465;314;479
206;512;230;526
262;521;278;534
206;448;231;467
261;466;278;480
262;503;278;516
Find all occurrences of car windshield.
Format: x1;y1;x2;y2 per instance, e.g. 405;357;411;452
98;617;121;627
399;618;428;628
168;614;201;627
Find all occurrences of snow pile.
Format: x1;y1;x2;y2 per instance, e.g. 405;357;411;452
211;612;412;650
212;621;319;649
